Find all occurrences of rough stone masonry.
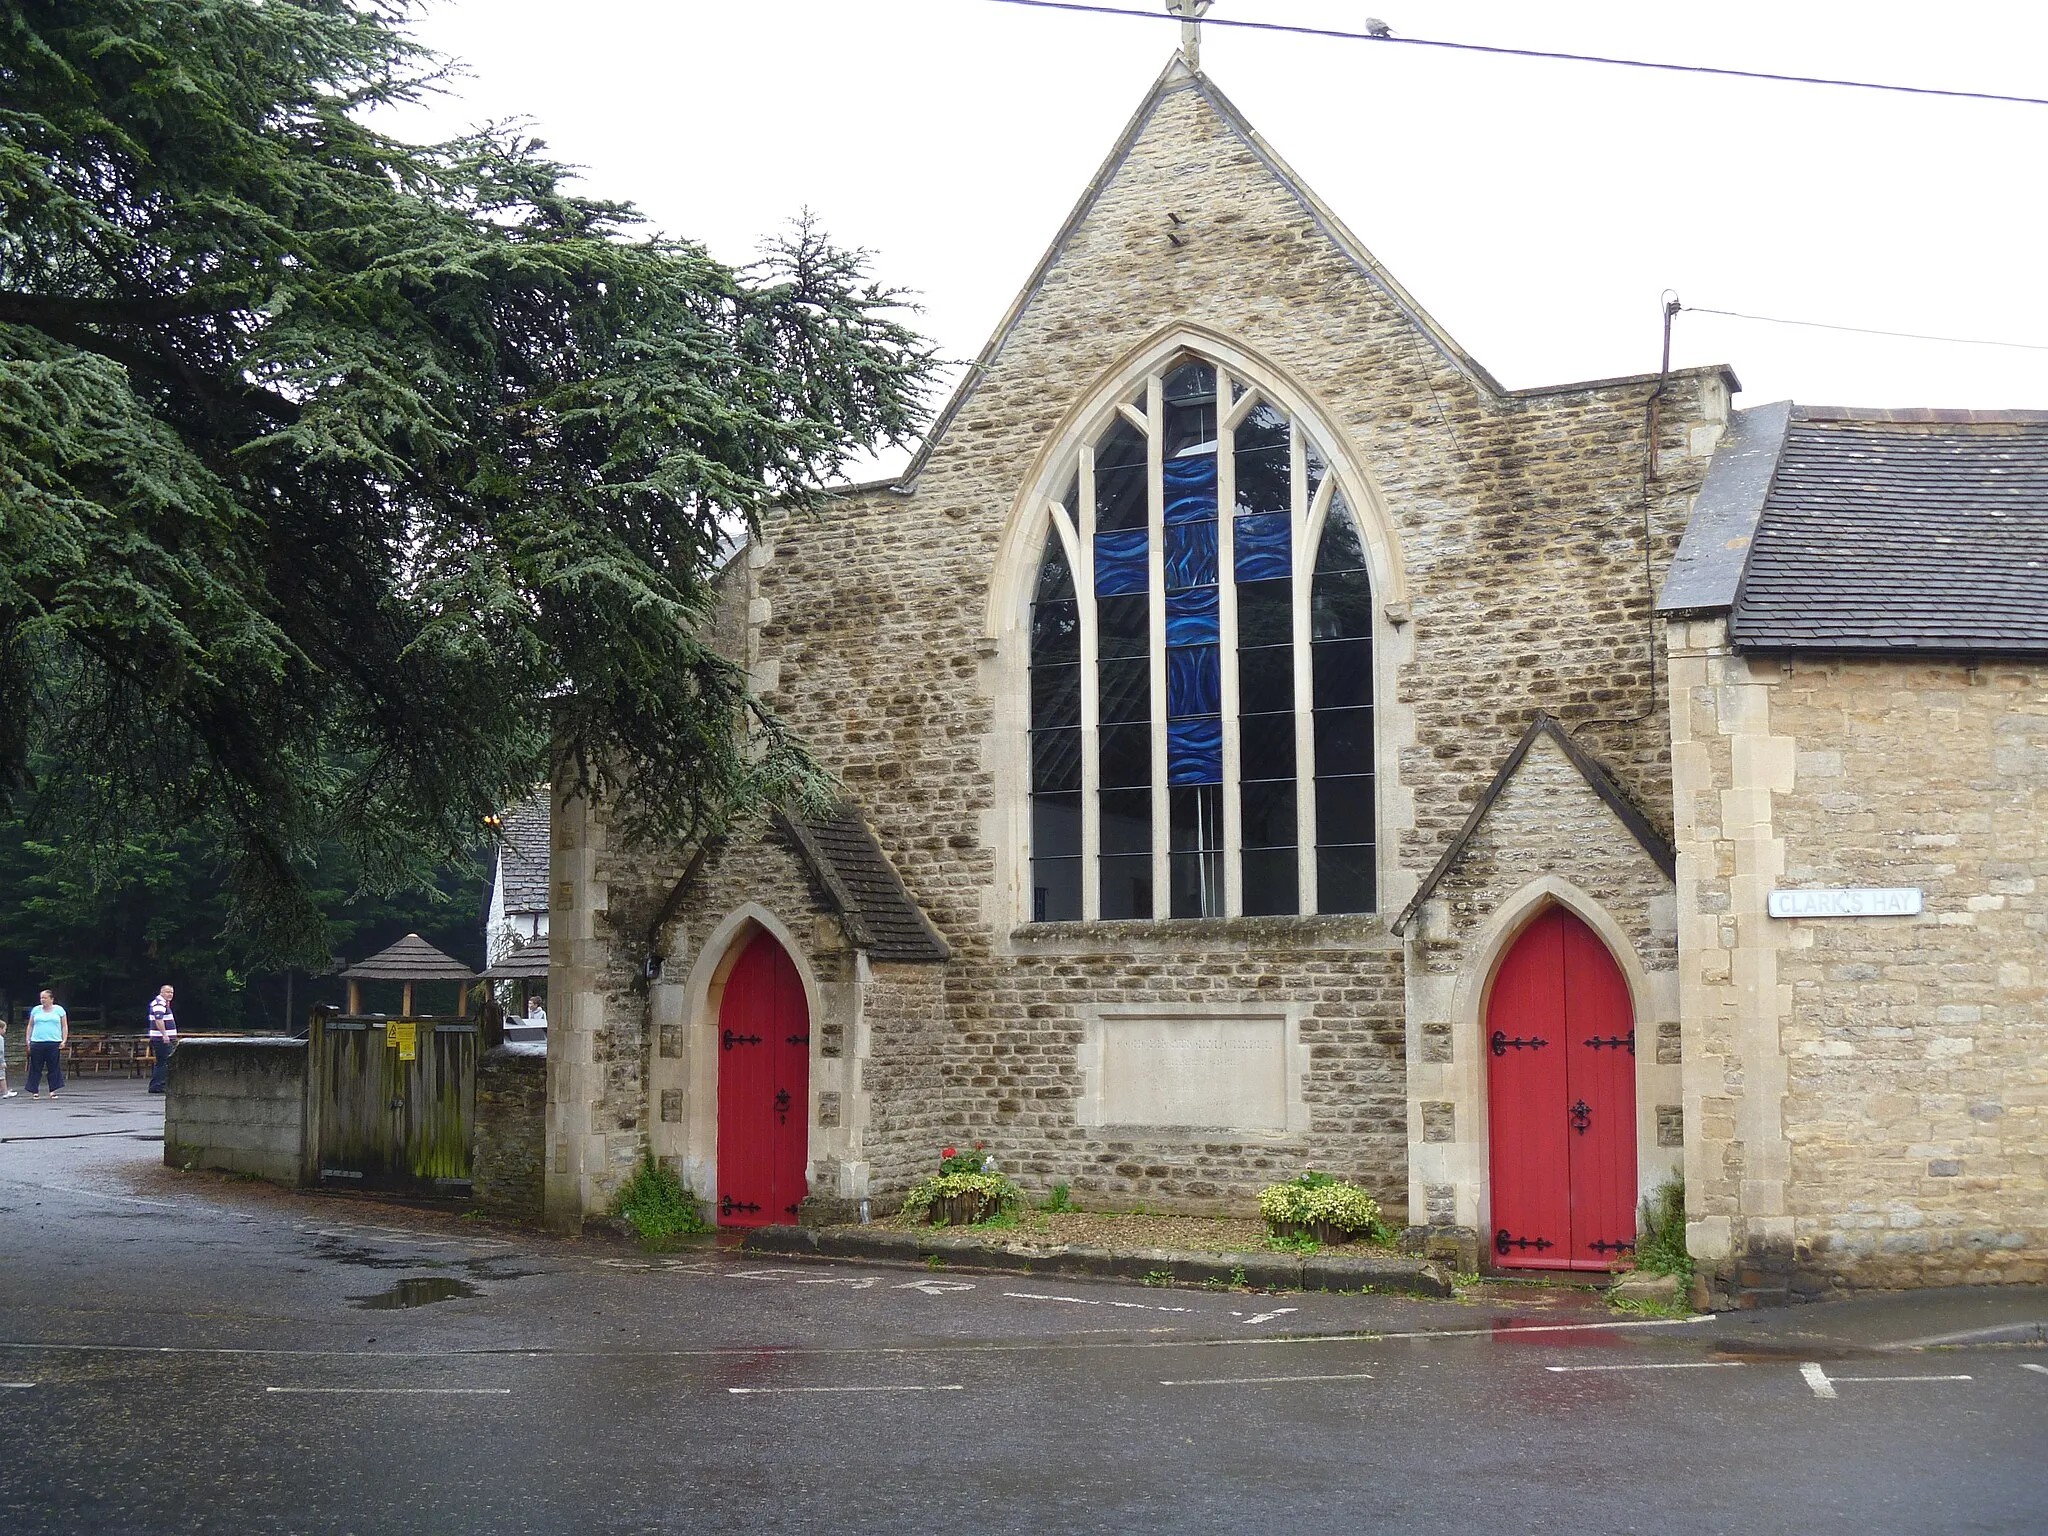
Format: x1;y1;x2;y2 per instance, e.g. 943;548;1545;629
538;56;1734;1259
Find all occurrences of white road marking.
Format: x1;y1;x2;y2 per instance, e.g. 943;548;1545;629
2019;1363;2048;1378
0;1178;188;1211
264;1387;512;1395
0;1382;35;1389
1369;1317;1714;1342
1002;1291;1192;1314
728;1384;962;1395
1829;1375;1972;1385
1239;1309;1298;1326
1545;1361;1744;1373
1161;1372;1375;1387
794;1276;879;1289
893;1280;976;1296
1801;1362;1838;1399
0;1313;1714;1364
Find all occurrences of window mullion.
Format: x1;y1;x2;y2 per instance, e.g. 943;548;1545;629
1217;372;1242;918
1290;422;1319;915
1146;374;1169;920
1075;449;1100;923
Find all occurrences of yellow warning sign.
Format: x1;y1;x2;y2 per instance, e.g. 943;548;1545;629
389;1020;418;1062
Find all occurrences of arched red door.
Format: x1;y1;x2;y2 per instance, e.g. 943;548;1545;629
715;931;810;1227
1485;906;1638;1270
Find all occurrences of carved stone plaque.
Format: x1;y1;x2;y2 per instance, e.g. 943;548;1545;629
1096;1015;1289;1131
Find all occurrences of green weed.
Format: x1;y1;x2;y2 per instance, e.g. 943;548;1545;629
610;1154;711;1250
1632;1175;1693;1288
1609;1292;1691;1320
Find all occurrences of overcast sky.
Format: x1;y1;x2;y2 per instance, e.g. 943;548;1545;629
384;1;2048;475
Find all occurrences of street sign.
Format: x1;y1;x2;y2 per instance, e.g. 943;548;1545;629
1766;888;1923;919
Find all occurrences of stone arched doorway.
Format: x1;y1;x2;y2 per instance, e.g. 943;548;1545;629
1485;905;1638;1270
714;929;811;1227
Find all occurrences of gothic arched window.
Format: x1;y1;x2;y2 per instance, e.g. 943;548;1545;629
1028;356;1376;922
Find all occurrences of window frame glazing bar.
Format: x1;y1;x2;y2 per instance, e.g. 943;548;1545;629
1054;484;1094;924
1289;420;1318;914
1146;373;1170;915
1216;369;1242;918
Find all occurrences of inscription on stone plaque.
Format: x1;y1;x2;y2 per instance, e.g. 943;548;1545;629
1096;1015;1289;1130
1767;887;1923;919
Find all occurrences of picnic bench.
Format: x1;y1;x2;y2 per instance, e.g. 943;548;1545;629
61;1033;155;1078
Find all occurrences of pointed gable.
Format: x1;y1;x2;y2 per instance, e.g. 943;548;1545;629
897;58;1505;493
1390;715;1675;936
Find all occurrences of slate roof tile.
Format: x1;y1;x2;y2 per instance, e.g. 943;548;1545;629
1730;413;2048;654
494;790;551;915
777;806;950;964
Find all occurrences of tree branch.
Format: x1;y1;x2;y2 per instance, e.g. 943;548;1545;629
2;306;301;424
0;290;252;328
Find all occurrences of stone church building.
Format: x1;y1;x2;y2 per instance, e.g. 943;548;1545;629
539;50;2045;1304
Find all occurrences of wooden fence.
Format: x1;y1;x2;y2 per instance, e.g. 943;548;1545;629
306;1009;481;1191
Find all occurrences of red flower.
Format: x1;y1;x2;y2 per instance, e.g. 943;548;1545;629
942;1147;956;1159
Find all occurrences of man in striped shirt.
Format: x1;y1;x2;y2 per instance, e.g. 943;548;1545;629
147;985;177;1094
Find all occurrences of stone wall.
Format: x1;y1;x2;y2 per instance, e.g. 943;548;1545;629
550;68;1731;1222
163;1038;308;1185
473;1043;547;1220
1668;618;2047;1301
1403;732;1680;1241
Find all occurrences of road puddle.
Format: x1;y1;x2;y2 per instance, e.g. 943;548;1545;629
351;1276;481;1309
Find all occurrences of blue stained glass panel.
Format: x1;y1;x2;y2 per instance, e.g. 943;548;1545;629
1094;528;1147;596
1163;452;1217;525
1164;584;1218;645
1234;512;1291;583
1166;645;1219;720
1167;716;1223;786
1164;520;1217;592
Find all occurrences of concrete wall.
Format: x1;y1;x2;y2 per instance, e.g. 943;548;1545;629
1668;618;2047;1302
473;1044;546;1220
163;1038;308;1185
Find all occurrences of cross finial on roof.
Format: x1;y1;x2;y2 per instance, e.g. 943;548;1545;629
1166;0;1213;71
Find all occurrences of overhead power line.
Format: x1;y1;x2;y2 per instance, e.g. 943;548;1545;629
979;0;2048;109
1682;305;2048;354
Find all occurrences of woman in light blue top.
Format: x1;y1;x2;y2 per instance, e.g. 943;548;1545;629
25;989;67;1098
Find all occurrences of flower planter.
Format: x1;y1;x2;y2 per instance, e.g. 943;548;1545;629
1269;1219;1364;1246
927;1191;1000;1226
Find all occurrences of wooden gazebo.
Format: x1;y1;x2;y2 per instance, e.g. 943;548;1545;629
340;933;476;1017
483;941;549;1012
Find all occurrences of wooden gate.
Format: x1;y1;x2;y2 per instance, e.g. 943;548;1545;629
311;1012;478;1191
1485;906;1638;1271
715;931;810;1227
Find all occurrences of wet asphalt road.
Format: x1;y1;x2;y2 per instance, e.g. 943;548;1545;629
2;1086;2045;1535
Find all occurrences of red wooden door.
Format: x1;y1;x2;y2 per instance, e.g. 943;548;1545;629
715;931;811;1227
1485;907;1637;1270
